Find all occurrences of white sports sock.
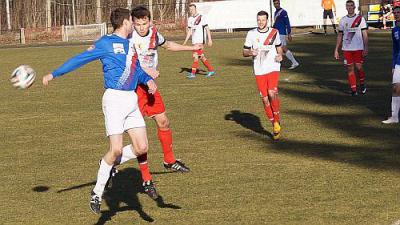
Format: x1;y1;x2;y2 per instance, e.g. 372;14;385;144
120;144;137;164
285;50;298;64
392;96;400;119
93;159;113;198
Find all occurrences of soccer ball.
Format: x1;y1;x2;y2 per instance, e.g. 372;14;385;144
10;65;36;89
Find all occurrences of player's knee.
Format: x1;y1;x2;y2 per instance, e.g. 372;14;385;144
110;145;123;157
135;143;148;155
394;84;400;95
268;90;278;100
156;116;170;129
200;55;207;61
262;97;270;105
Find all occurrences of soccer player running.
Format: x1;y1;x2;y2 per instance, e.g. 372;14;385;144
382;6;400;124
321;0;338;35
183;3;215;79
334;0;368;96
272;0;299;70
243;11;283;140
110;6;197;199
42;8;158;214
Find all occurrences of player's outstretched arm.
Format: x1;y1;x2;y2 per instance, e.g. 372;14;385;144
162;41;201;51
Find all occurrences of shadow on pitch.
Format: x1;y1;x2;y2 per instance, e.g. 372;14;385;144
179;67;207;75
56;168;180;224
225;110;273;139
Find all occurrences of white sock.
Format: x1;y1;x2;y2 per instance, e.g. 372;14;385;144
93;159;113;199
285;50;298;64
118;144;137;164
392;96;400;119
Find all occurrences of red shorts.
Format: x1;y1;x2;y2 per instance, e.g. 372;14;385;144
343;50;363;65
255;72;279;97
193;49;204;57
136;84;166;117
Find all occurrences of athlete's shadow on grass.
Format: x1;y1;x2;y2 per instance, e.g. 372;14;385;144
225;110;273;139
179;67;207;75
57;168;180;224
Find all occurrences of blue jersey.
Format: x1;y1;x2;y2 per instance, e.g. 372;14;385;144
52;34;152;91
393;26;400;68
273;8;291;35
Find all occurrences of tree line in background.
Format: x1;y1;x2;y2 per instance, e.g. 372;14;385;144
0;0;203;31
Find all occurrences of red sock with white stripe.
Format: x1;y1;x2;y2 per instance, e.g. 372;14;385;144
348;73;357;92
357;69;365;85
263;103;274;124
191;61;199;74
271;98;280;122
202;59;214;71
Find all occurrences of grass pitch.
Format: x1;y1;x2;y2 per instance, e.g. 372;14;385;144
0;32;400;225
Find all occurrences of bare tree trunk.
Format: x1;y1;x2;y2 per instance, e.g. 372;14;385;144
72;0;76;26
6;0;11;30
149;0;153;20
96;0;102;23
46;0;51;30
127;0;133;10
175;0;180;21
181;0;186;18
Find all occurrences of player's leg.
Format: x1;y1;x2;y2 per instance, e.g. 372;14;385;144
152;112;190;172
281;37;299;69
354;50;366;94
127;127;159;200
383;67;400;123
199;51;215;77
90;134;123;214
323;10;328;34
188;51;200;78
255;75;274;125
328;11;337;34
343;51;357;95
267;72;281;140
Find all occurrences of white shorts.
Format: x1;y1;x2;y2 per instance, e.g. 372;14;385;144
102;89;145;136
280;35;287;46
393;65;400;84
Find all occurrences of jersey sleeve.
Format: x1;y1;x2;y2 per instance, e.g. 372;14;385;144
187;18;192;28
52;40;106;78
360;17;368;30
283;11;292;34
157;32;166;46
274;31;282;46
202;16;209;27
338;18;344;32
243;32;252;49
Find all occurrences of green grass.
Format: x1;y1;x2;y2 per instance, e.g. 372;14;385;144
0;32;400;225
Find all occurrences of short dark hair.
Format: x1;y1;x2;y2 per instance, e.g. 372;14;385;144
110;8;130;30
273;0;280;3
131;5;151;20
346;0;355;5
257;10;269;19
189;3;196;8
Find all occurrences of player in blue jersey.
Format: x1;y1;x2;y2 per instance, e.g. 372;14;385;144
42;8;159;214
383;6;400;124
273;0;299;70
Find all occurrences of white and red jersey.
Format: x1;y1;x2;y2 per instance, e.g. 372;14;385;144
188;14;208;44
129;26;166;69
338;14;367;51
244;28;282;75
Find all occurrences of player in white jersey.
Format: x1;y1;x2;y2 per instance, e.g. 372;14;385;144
107;6;200;200
243;11;283;140
183;3;215;79
334;0;368;96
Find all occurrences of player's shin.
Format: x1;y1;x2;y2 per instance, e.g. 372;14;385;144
191;61;199;74
115;144;137;165
357;69;365;85
392;96;400;118
137;154;152;182
157;128;175;164
93;159;114;197
347;73;357;92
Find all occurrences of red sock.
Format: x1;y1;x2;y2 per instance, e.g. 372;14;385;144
357;69;365;85
348;73;357;92
263;103;274;124
191;61;199;74
202;59;214;71
270;98;280;122
137;154;152;182
157;128;175;164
